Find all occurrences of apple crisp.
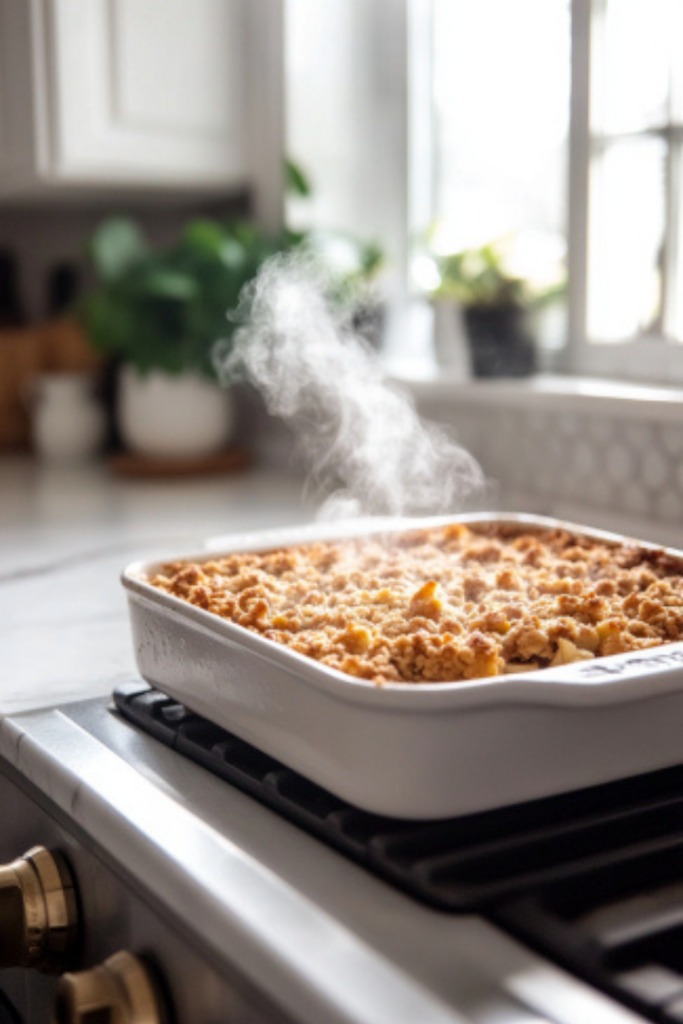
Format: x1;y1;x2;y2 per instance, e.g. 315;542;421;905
146;523;683;685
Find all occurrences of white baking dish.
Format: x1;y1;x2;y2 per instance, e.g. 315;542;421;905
122;514;683;820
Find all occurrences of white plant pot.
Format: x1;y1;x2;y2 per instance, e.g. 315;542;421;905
118;367;234;458
431;299;471;378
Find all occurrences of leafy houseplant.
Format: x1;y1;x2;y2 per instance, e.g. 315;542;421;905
430;238;564;378
81;216;301;457
82;217;299;379
82;214;386;375
81;214;386;456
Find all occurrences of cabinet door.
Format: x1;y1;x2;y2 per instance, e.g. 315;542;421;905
0;1;41;187
46;0;248;189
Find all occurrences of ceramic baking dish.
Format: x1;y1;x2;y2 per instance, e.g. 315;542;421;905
122;514;683;820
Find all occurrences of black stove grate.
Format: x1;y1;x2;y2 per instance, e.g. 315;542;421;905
115;681;683;1024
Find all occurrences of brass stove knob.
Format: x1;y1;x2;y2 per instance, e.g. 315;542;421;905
53;952;167;1024
0;846;78;972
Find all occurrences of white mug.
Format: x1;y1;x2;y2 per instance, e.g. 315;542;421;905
28;372;106;463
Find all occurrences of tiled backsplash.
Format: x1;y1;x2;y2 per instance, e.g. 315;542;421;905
405;375;683;546
454;407;683;520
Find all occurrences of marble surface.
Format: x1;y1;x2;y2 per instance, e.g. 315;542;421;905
5;451;677;717
0;458;660;1024
0;455;313;715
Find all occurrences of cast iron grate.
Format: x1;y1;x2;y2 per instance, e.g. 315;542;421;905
115;681;683;1024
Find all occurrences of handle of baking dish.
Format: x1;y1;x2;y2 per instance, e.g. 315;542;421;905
529;642;683;697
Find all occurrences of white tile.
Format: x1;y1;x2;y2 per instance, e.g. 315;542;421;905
619;419;651;456
658;487;683;522
622;484;652;518
588;472;615;508
660;423;683;458
606;443;635;485
641;447;669;491
572;439;598;481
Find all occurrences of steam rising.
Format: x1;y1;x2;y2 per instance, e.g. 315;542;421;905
215;253;484;518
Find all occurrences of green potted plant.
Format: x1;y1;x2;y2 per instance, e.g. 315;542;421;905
429;235;565;377
81;216;298;457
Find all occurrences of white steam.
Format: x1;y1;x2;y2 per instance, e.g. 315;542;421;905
215;253;484;518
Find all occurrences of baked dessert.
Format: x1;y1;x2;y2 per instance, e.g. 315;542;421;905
146;523;683;685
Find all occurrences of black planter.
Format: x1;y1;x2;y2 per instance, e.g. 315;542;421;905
464;304;536;378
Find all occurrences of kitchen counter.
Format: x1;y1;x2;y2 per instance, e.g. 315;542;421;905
0;455;313;715
0;456;654;1024
5;450;683;717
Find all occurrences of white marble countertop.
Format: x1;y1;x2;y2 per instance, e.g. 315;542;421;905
0;455;313;715
6;450;680;720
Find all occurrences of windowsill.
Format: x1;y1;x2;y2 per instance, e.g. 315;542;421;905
390;371;683;423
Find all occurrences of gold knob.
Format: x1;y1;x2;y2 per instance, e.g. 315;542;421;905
0;846;78;972
53;952;167;1024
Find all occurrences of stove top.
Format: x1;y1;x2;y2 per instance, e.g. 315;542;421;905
0;687;653;1024
114;681;683;1024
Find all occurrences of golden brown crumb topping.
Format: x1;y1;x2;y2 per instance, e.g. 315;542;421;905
146;523;683;685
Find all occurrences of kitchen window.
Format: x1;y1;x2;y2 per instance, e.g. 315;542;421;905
286;0;683;384
422;0;683;382
419;0;570;360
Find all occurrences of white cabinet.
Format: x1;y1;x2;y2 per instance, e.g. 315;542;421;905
0;0;282;201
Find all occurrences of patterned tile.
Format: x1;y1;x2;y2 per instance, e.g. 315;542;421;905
641;445;669;492
589;471;615;509
605;442;635;487
622;482;652;518
658;487;683;523
659;423;683;459
448;404;683;530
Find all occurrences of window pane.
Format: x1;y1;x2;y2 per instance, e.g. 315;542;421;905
595;0;679;135
432;0;570;248
430;0;570;349
587;138;666;341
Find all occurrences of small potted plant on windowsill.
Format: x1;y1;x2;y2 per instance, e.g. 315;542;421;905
428;235;565;378
80;216;299;459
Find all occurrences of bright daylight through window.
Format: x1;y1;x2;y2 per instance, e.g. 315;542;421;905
585;0;683;343
286;0;683;382
420;0;570;364
427;0;683;380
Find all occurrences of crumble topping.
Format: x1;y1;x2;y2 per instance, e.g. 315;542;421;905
146;523;683;685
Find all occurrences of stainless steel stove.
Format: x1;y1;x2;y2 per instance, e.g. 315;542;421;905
0;682;665;1024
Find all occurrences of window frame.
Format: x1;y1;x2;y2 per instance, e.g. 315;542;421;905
286;0;683;384
567;0;683;383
